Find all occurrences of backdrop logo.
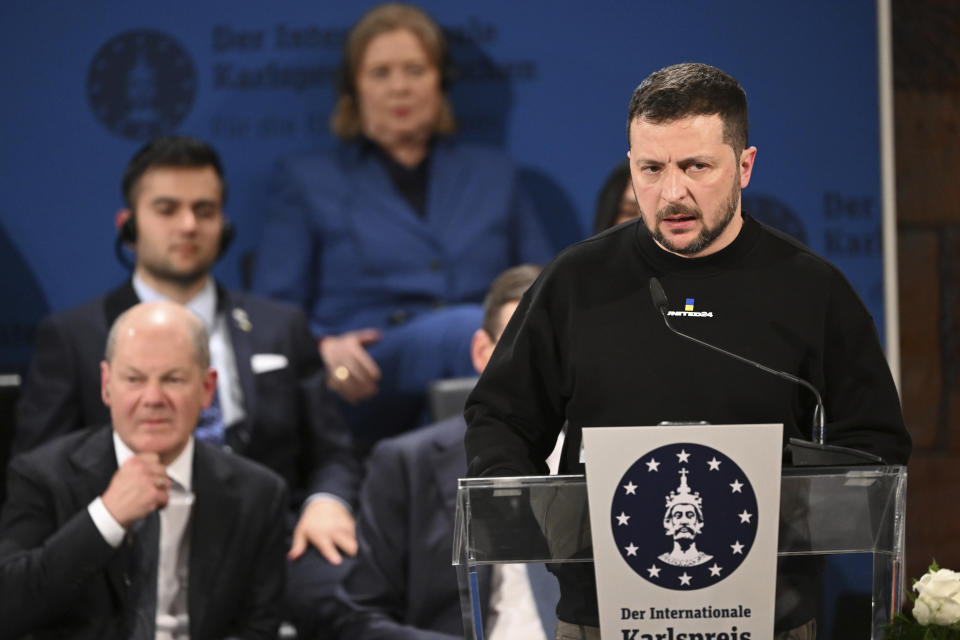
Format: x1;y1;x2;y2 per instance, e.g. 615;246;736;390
742;194;808;246
610;442;758;590
87;30;197;140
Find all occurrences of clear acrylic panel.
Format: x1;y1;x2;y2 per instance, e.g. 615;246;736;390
454;466;906;640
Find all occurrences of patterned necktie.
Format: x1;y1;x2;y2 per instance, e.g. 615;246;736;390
194;388;225;447
131;511;159;640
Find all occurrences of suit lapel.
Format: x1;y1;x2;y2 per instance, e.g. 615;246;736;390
69;429;127;601
346;148;439;246
188;442;239;635
428;418;467;520
423;141;462;232
426;419;494;612
102;280;140;327
219;286;257;431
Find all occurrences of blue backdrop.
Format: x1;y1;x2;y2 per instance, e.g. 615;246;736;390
0;0;886;372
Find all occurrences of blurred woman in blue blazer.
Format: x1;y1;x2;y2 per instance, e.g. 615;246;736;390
253;3;553;449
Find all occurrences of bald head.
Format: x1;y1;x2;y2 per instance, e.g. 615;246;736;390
105;301;210;369
100;301;217;463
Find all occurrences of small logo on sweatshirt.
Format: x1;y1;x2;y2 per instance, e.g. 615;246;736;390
668;297;714;318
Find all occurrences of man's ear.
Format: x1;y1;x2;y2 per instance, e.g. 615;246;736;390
470;328;494;375
201;367;218;408
115;208;136;248
115;208;131;232
100;360;112;407
739;146;758;189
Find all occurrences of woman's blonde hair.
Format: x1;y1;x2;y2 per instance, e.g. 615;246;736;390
330;3;457;139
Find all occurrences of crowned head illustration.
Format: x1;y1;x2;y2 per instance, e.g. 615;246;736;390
124;49;160;124
658;468;713;567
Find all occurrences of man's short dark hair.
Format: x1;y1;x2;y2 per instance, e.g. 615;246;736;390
482;264;542;339
626;62;749;154
121;135;227;209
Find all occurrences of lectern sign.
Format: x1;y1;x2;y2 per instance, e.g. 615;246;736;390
610;443;759;590
583;424;782;639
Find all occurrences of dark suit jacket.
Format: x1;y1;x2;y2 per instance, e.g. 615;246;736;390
0;427;287;639
15;281;358;510
336;417;489;639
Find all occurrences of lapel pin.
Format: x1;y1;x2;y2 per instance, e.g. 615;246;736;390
232;308;252;332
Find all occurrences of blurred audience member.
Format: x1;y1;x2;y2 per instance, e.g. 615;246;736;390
252;3;554;450
592;160;640;234
0;301;287;638
14;135;360;637
334;264;559;639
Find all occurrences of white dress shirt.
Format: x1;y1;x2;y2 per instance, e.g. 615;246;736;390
130;275;347;514
486;563;549;640
88;432;195;638
132;274;245;427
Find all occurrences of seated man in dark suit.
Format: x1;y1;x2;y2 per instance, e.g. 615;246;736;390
335;264;560;639
14;136;359;634
0;301;286;639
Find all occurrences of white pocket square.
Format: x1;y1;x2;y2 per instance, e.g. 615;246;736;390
251;353;288;374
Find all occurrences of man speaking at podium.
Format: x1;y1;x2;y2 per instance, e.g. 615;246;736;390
464;63;911;639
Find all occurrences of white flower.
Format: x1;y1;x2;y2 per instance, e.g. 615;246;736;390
913;568;960;626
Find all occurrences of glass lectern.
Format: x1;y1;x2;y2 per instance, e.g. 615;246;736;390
453;467;906;640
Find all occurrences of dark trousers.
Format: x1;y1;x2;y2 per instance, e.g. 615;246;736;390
284;547;356;639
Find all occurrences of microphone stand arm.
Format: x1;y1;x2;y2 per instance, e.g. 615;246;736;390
658;312;827;445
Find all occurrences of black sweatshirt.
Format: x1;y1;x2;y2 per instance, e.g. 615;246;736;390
464;213;910;626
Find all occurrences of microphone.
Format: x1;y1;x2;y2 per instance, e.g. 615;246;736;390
648;277;883;466
649;277;670;316
649;277;825;438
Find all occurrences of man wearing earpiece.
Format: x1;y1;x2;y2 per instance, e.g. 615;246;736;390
14;135;361;637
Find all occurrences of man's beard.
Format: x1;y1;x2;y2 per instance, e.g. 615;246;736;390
646;176;741;256
142;258;214;289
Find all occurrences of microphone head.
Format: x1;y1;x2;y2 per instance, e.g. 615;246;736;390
649;277;668;314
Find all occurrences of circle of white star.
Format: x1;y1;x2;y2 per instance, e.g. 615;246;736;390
738;510;753;524
647;565;661;578
625;543;639;556
731;541;744;554
709;563;723;577
707;457;721;471
616;512;630;526
730;479;744;493
623;481;638;495
679;572;692;586
645;458;660;472
676;449;691;463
